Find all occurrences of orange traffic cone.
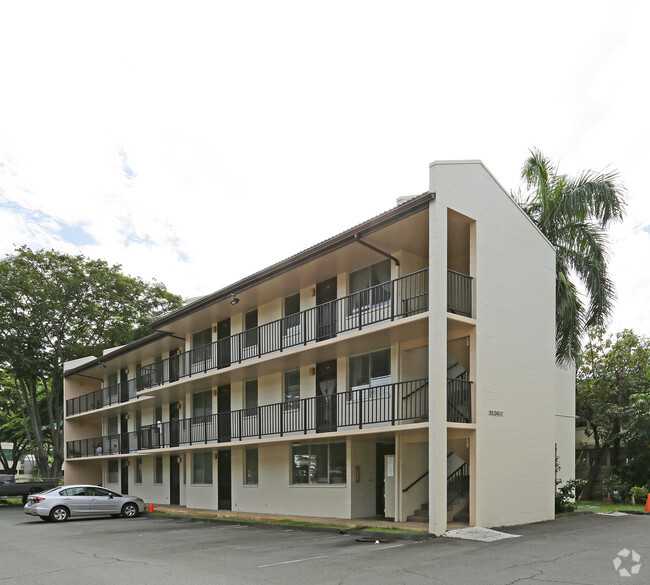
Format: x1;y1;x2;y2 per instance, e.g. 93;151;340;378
644;496;650;514
149;503;154;513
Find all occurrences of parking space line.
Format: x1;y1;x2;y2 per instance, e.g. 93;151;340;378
258;555;329;568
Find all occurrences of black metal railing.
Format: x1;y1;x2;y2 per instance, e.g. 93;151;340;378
68;268;474;416
66;378;429;458
447;462;469;506
447;375;472;423
68;269;431;415
447;269;472;317
66;379;138;416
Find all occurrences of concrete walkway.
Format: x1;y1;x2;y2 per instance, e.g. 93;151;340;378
150;504;432;534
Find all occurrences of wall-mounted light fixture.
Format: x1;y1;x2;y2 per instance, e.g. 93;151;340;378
214;452;219;460
310;288;316;297
123;460;130;466
309;367;316;376
230;293;240;306
123;414;129;420
174;402;182;410
98;361;107;369
355;466;361;482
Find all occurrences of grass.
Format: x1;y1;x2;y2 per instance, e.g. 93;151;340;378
575;499;647;513
0;498;23;506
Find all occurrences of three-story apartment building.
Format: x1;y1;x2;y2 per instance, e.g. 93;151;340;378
63;160;575;535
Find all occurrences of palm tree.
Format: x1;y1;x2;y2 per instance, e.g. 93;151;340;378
514;149;626;364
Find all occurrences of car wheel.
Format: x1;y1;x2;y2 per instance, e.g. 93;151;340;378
50;506;69;522
121;503;139;518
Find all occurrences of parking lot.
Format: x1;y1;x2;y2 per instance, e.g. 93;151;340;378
1;505;648;585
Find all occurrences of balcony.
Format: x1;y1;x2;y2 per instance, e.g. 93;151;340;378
447;375;472;423
67;268;473;417
66;376;475;459
447;269;472;317
66;379;138;416
66;378;429;458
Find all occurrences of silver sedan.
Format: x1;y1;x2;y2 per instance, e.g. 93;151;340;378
24;485;146;522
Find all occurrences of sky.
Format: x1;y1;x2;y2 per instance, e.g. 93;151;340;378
0;1;648;337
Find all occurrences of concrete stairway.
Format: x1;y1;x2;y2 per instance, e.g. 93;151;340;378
407;502;428;522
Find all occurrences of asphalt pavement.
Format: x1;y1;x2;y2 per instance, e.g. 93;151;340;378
1;505;648;585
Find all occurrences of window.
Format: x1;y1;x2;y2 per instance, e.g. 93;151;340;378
193;390;212;420
108;460;119;484
284;370;300;409
349;348;391;400
245;448;258;485
192;328;212;364
107;416;118;435
245;379;258;415
349;260;391;313
154;456;163;484
244;310;258;348
135;410;142;431
135;457;142;483
61;486;88;496
107;372;118;401
193;452;213;484
291;442;346;485
283;293;300;335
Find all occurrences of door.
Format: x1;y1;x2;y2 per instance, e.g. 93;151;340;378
218;450;232;510
121;460;129;495
59;486;91;515
120;368;129;403
120;414;129;454
316;277;337;341
169;348;179;382
383;454;396;519
88;486;121;514
217;385;231;442
217;319;231;368
316;360;337;433
170;457;180;505
375;443;395;517
170;404;180;448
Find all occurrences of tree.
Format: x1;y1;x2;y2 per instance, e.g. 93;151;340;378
576;329;650;498
0;372;29;474
514;149;626;363
0;246;183;481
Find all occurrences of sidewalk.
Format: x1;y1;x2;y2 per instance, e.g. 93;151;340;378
150;504;436;538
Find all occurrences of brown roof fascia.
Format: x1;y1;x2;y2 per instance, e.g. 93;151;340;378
149;191;435;329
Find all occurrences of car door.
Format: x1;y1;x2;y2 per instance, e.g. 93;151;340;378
59;487;91;515
87;487;121;514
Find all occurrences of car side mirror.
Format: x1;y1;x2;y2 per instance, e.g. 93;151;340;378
109;494;114;499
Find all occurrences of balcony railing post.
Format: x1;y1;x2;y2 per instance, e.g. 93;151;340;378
392;382;397;425
303;399;308;434
358;390;363;430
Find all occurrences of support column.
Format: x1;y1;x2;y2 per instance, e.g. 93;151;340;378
427;191;448;536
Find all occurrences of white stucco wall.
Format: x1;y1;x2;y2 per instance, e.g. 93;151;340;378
430;161;559;530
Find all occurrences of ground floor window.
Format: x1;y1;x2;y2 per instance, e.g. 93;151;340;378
107;460;118;483
135;457;142;483
291;442;346;485
154;456;163;484
193;452;213;484
245;448;258;485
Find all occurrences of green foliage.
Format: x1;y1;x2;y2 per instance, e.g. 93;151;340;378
556;479;587;513
0;246;183;480
577;329;650;497
601;474;629;501
514;149;626;363
629;486;648;502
